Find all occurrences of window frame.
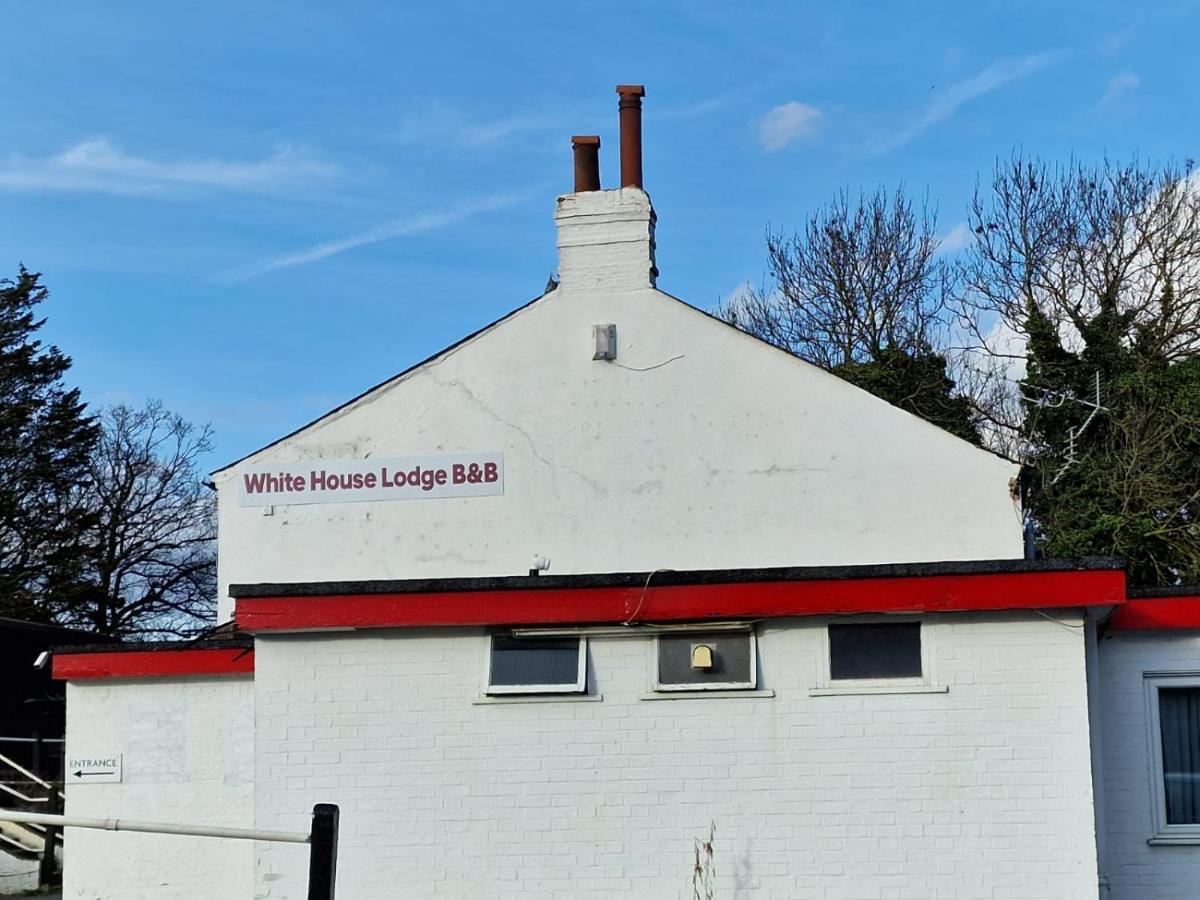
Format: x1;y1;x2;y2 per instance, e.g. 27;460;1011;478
1144;672;1200;843
484;633;588;696
651;628;758;693
812;617;942;696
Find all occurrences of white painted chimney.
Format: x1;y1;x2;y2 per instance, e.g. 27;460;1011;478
554;84;657;292
555;188;657;291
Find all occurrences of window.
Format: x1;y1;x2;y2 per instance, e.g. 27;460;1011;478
828;622;922;681
486;635;587;695
654;630;757;691
1145;674;1200;841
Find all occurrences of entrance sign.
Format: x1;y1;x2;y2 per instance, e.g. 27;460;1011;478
238;453;505;507
67;753;123;784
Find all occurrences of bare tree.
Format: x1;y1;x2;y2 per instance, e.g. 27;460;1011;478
720;187;951;366
956;155;1200;584
720;187;980;443
961;156;1200;354
47;401;216;638
954;155;1200;445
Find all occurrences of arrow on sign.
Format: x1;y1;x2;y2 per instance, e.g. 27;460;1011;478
67;753;122;783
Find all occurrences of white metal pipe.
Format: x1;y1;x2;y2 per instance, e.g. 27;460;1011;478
0;809;309;844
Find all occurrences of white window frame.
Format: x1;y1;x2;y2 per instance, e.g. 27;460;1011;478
1144;672;1200;843
651;628;758;692
484;634;588;696
811;617;945;696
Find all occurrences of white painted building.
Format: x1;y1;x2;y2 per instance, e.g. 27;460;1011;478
50;87;1200;899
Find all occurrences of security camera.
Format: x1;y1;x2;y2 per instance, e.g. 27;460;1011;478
33;651;49;671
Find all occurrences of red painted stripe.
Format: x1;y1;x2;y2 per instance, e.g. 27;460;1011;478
53;648;254;680
1108;596;1200;631
236;569;1126;632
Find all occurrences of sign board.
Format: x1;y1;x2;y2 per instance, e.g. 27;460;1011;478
237;453;505;507
67;753;122;784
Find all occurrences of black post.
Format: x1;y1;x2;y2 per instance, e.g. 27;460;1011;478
306;803;339;900
38;779;60;888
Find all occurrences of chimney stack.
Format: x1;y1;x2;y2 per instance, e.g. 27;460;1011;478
615;84;645;189
555;85;656;291
571;135;601;192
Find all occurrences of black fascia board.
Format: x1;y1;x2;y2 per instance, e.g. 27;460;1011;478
230;556;1125;599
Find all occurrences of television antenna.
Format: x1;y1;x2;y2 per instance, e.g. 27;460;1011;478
1021;372;1107;485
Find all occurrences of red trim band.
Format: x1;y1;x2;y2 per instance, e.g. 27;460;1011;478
1108;596;1200;631
53;648;254;681
237;569;1126;633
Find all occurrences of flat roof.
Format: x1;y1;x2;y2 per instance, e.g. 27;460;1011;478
230;556;1124;599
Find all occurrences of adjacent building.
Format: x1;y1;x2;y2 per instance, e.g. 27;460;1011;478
51;86;1200;899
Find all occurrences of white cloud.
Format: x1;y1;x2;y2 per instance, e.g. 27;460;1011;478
396;103;560;150
716;280;756;314
216;191;530;283
936;221;974;255
722;280;754;304
757;101;822;152
1100;72;1140;107
979;317;1029;381
1098;28;1133;57
654;96;728;121
872;51;1061;152
0;137;339;195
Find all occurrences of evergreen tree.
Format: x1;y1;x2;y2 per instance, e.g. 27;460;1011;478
1020;300;1200;585
0;267;100;619
831;347;979;444
962;157;1200;585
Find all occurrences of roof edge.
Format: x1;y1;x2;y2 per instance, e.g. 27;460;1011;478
212;290;549;475
52;634;254;655
230;556;1124;599
1128;584;1200;599
654;288;1020;468
52;643;255;681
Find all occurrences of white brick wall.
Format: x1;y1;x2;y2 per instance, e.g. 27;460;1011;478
214;251;1020;625
63;676;254;900
1098;631;1200;899
253;611;1098;899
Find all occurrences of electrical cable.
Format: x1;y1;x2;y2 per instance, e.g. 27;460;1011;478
1031;609;1087;631
612;354;685;372
623;569;675;625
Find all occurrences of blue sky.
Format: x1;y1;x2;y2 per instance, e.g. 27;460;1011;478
2;1;1196;466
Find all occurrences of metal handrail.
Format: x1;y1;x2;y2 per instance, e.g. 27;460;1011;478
0;831;38;853
0;737;64;744
0;809;309;844
0;805;339;900
0;754;63;801
0;781;47;804
0;754;52;791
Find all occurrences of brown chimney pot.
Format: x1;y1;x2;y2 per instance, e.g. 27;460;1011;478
571;135;601;192
615;84;645;189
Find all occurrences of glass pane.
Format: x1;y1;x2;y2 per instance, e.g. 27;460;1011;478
489;636;581;687
657;632;753;687
1160;687;1200;825
829;622;921;680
